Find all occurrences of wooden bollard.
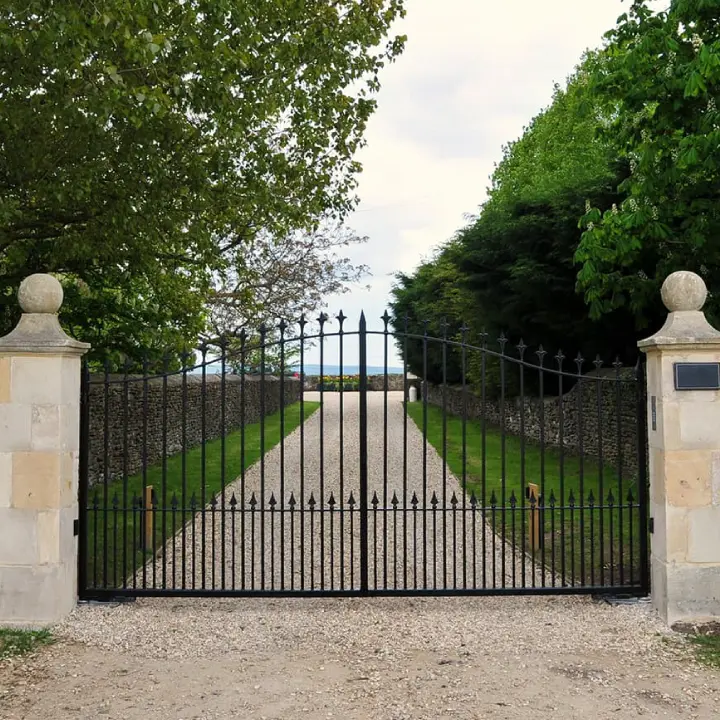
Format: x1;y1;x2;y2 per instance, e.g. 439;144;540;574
144;485;154;550
527;483;540;552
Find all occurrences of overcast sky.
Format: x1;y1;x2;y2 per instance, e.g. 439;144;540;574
307;1;655;368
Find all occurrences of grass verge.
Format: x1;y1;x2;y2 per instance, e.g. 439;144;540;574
86;401;320;590
688;635;720;668
406;402;642;587
0;628;53;661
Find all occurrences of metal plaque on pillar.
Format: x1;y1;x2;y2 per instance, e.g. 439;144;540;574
674;362;720;391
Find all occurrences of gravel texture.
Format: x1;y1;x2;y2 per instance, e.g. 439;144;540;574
134;391;552;592
3;392;720;719
3;595;720;719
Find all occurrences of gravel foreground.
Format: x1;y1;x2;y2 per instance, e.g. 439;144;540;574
3;392;720;719
2;595;720;719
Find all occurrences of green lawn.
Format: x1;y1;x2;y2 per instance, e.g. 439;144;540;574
85;401;320;590
0;628;53;661
406;402;642;588
688;634;720;668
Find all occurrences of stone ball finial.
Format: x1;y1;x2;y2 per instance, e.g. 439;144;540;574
17;274;64;314
661;271;707;313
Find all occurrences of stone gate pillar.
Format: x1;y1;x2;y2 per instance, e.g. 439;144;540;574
0;274;89;626
639;270;720;627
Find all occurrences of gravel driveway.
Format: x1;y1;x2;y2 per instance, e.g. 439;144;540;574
3;392;720;718
3;595;720;719
138;391;548;593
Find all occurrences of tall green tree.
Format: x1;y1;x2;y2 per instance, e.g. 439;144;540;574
0;1;406;365
576;0;720;326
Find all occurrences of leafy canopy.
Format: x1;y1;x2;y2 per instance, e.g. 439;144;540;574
0;0;406;366
576;0;720;325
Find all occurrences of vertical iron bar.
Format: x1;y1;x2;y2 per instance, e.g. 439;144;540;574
240;334;247;590
570;494;576;585
250;495;256;589
373;493;378;590
461;328;468;590
538;350;546;588
500;337;507;588
519;344;527;587
112;495;118;587
290;495;296;590
220;342;227;589
441;322;448;589
330;496;335;589
122;361;129;588
279;323;286;590
452;495;458;589
231;496;236;589
181;354;188;590
310;495;316;590
338;313;345;590
359;312;369;593
481;336;488;588
383;314;389;590
402;317;409;590
142;356;149;590
349;494;355;589
472;495;477;588
431;494;437;588
161;356;168;589
422;324;428;589
102;361;110;589
200;347;208;590
393;496;398;589
270;494;275;590
595;361;605;586
299;318;306;590
319;315;326;590
608;492;615;585
577;357;586;587
259;328;267;590
616;360;625;587
589;493;596;586
171;495;177;586
557;353;566;585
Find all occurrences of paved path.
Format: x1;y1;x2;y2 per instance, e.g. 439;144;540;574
139;391;548;592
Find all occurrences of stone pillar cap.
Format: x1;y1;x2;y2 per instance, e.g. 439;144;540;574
639;271;720;350
0;273;90;355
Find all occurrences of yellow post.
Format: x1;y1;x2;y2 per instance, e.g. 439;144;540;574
528;483;540;552
144;485;154;550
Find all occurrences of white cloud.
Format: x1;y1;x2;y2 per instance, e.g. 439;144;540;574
308;0;659;367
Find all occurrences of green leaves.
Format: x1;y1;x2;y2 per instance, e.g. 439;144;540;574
575;0;720;327
0;0;406;361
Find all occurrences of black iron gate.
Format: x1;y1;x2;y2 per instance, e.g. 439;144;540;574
78;312;649;599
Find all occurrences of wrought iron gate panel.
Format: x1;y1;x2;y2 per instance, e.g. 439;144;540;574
78;312;649;599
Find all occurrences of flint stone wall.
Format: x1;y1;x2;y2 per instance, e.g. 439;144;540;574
302;374;415;392
88;374;301;485
423;369;640;473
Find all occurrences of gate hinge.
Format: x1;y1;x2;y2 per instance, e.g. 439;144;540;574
649;517;654;534
73;519;79;536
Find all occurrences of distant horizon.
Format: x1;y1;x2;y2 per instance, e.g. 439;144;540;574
190;362;406;376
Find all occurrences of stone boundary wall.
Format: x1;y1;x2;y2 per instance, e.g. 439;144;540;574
423;369;640;474
302;374;415;392
87;374;301;485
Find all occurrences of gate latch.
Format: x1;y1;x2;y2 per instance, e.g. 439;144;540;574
73;519;79;536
